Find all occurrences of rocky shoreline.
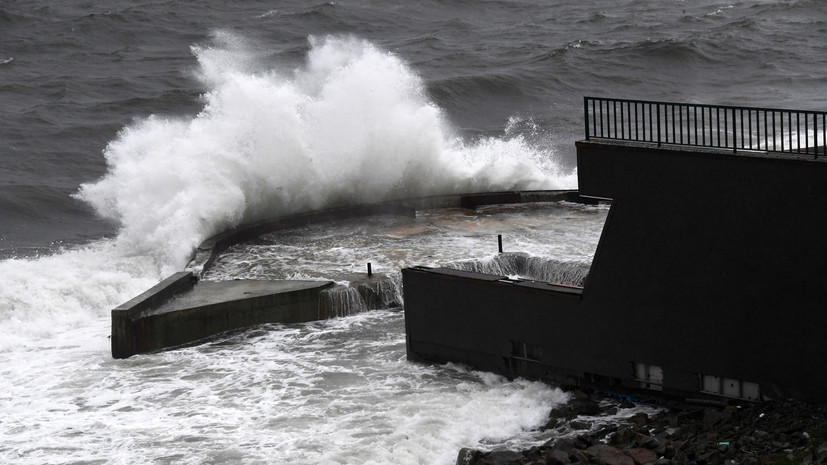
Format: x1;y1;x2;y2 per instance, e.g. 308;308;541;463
458;390;827;465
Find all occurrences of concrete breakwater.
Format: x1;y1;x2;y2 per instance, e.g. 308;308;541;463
110;273;335;359
111;190;583;358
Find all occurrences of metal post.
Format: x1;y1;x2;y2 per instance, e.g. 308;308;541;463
498;235;503;254
584;97;590;140
367;263;372;277
657;104;662;147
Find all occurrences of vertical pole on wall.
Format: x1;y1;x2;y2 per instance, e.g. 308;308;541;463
498;235;503;254
367;263;372;277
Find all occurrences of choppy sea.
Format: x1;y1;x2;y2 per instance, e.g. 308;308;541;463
2;1;826;463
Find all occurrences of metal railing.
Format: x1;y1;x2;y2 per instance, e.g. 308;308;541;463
584;97;827;159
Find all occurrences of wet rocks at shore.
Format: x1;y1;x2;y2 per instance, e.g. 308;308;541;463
458;390;827;465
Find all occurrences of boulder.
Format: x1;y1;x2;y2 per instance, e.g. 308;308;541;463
627;448;658;465
456;448;482;465
477;450;525;465
584;444;634;465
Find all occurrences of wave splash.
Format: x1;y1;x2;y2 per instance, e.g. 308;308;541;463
0;33;574;338
78;32;574;269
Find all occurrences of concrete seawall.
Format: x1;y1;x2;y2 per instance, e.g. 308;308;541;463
113;190;580;358
186;190;584;277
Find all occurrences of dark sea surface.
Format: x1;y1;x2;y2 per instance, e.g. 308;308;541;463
3;0;827;253
1;1;827;463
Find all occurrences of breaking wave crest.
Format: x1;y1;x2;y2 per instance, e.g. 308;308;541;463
77;32;575;268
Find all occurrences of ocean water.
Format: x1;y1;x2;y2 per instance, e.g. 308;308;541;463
2;1;827;463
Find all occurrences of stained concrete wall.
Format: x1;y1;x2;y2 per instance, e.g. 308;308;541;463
404;141;827;403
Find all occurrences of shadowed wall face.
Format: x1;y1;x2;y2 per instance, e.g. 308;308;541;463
404;141;827;403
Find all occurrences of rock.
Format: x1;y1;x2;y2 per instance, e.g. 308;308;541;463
627;448;658;465
570;420;591;430
636;435;659;450
584;444;634;465
611;427;637;446
573;434;594;449
546;449;570;465
573;389;590;400
594;423;620;441
703;409;731;427
572;399;602;416
477;450;525;465
457;395;827;465
568;450;589;463
544;417;559;430
457;448;482;465
544;438;577;453
549;406;576;420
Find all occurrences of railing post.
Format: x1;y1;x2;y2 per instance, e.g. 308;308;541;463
657;103;662;147
584;96;590;140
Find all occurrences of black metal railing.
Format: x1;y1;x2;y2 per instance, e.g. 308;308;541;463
584;97;827;159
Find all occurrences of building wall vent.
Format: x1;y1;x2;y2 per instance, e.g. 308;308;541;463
633;362;663;391
700;374;760;401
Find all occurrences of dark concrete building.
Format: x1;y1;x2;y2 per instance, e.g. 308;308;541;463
403;99;827;403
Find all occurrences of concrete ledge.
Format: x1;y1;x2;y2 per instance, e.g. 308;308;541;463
113;271;197;318
112;278;333;358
